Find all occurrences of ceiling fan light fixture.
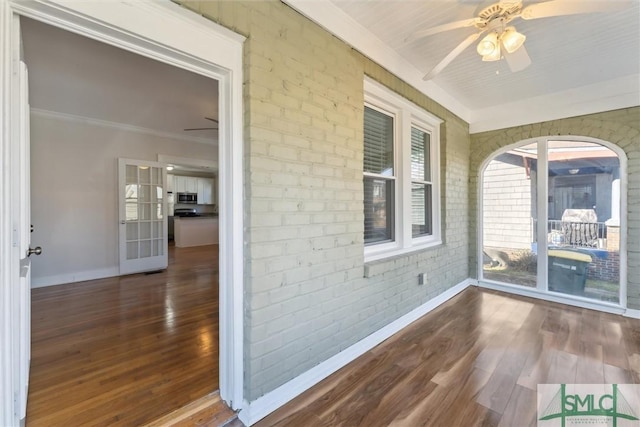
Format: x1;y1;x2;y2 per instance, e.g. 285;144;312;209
476;31;499;56
482;44;501;61
501;26;526;54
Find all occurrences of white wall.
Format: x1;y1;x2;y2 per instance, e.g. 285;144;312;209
30;112;217;287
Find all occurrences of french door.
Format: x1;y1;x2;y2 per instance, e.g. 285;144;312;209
118;159;168;275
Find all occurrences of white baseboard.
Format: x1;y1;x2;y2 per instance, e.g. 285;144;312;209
238;278;475;426
625;308;640;319
31;267;120;288
477;280;625;315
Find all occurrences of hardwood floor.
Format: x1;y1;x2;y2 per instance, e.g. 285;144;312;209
256;287;640;427
27;244;220;427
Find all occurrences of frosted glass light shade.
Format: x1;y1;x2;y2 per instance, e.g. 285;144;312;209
501;27;526;54
482;44;501;62
477;32;499;56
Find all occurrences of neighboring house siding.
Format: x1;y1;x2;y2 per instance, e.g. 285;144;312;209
469;107;640;309
483;157;533;250
178;1;470;400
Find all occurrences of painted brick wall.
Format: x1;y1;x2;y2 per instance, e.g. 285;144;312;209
469;107;640;309
179;0;470;401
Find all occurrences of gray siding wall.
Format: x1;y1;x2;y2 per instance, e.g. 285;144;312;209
483;158;533;250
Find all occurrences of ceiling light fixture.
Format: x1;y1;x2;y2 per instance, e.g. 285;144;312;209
501;26;526;53
482;44;501;62
167;165;174;171
477;31;499;56
476;25;526;62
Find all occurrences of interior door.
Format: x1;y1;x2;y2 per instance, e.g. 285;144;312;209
16;58;32;422
118;159;168;275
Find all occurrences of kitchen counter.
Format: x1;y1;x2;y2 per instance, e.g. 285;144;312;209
174;216;219;247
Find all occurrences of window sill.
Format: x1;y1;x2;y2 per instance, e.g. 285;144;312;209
363;240;443;278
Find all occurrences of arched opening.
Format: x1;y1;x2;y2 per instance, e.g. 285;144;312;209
480;137;626;307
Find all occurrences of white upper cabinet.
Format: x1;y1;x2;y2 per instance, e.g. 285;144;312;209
197;177;214;205
173;176;184;193
173;176;198;193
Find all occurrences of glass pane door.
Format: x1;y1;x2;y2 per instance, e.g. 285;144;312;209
546;141;620;303
119;159;168;275
482;143;538;288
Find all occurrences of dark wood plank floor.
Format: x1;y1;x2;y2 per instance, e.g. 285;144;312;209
256;287;640;427
27;244;220;427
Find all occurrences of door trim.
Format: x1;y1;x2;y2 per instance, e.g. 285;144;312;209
0;1;245;423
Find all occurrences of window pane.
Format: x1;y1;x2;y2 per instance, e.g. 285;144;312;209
364;106;394;176
547;140;620;303
411;127;430;181
482;148;538;288
364;177;394;244
412;183;432;237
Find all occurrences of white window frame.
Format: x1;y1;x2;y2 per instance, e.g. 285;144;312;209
364;77;442;262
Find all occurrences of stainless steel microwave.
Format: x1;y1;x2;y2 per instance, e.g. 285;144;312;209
177;192;197;204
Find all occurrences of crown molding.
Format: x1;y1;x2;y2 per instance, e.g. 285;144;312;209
30;108;217;146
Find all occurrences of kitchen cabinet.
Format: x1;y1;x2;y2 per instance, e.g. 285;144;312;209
174;217;218;247
173;176;198;193
173;176;184;193
197;178;214;205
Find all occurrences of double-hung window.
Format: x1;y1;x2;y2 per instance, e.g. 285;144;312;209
363;78;442;261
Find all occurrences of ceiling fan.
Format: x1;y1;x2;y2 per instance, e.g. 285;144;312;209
184;117;218;131
407;0;631;80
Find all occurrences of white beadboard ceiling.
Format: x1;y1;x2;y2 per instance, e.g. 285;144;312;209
285;0;640;132
20;17;219;145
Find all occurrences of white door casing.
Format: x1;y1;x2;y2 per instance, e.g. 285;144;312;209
0;1;245;424
118;159;168;276
0;10;33;424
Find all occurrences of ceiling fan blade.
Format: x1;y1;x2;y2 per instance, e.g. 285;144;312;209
406;17;479;42
504;44;531;72
423;32;483;80
520;0;631;20
184;127;218;131
204;117;219;123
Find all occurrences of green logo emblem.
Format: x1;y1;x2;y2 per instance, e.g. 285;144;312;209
539;384;639;427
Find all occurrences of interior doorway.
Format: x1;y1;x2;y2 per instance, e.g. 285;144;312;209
3;3;244;425
21;16;223;425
